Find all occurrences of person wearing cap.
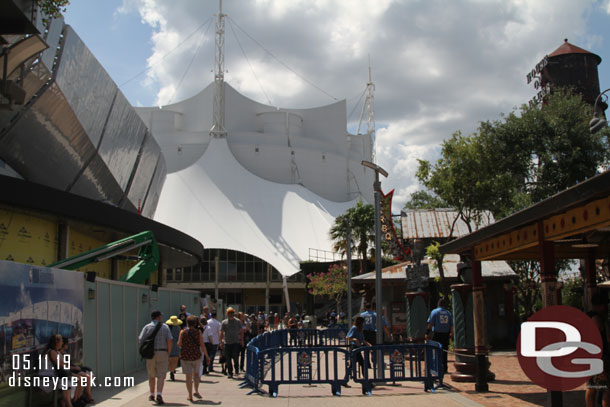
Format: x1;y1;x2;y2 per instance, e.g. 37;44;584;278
165;315;183;381
139;310;173;405
219;307;243;378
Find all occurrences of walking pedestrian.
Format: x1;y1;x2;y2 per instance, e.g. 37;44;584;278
178;305;190;329
425;298;454;374
219;307;243;379
138;310;173;405
165;316;182;381
238;312;251;372
204;311;221;373
178;316;210;402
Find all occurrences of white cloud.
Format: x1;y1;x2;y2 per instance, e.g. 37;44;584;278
116;0;594;210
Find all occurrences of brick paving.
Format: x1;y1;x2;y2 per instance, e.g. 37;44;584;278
443;352;586;407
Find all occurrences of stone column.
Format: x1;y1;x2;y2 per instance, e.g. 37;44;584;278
405;291;429;343
451;283;475;381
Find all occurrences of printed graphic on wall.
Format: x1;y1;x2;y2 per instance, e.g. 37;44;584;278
0;260;83;386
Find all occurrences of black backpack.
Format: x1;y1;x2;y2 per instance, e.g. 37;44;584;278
139;322;162;359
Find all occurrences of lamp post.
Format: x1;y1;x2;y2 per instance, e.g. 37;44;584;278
589;88;609;134
346;221;352;326
361;160;388;379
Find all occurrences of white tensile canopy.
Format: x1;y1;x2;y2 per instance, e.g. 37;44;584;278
154;136;358;276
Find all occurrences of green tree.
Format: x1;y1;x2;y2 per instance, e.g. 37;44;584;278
416;88;609;319
403;190;448;210
307;264;347;313
38;0;70;23
329;200;375;275
426;241;449;299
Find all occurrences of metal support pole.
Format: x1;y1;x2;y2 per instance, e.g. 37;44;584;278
361;160;388;380
374;176;384;378
347;222;352;325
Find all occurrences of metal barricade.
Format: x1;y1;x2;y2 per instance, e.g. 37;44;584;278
258;346;350;397
244;329;443;397
350;341;444;395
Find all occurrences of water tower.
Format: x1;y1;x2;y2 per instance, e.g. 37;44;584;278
541;39;607;115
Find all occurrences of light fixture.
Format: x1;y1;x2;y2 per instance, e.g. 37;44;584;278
555;238;582;243
572;236;599;249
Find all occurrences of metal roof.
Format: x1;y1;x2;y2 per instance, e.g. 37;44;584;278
352;254;516;281
549;39;601;64
401;209;493;240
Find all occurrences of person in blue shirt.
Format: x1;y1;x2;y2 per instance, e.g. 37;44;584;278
347;316;371;376
425;298;454;373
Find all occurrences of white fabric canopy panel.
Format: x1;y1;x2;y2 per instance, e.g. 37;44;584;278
154;137;359;276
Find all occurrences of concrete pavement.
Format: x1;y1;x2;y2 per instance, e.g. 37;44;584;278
92;367;483;407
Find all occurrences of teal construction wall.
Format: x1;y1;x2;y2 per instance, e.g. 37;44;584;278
83;278;200;378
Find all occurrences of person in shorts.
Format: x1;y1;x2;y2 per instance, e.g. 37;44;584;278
178;316;210;402
165;315;183;381
139;310;173;405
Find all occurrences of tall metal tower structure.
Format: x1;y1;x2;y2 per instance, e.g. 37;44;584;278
357;62;376;163
210;0;227;138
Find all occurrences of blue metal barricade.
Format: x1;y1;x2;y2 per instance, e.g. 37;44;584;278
258;346;350;397
350;341;444;395
244;329;443;397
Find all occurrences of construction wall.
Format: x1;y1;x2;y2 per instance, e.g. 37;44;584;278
83;278;199;378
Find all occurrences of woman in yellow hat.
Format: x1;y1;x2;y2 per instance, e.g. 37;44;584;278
166;315;183;381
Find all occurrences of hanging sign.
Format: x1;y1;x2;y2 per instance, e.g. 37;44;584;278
526;55;551;107
380;189;411;261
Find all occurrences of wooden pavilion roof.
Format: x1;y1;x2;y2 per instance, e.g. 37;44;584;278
440;170;610;261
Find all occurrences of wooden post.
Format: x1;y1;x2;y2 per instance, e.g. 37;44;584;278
471;255;488;392
537;222;562;407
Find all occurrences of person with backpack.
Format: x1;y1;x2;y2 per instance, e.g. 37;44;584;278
139;310;173;405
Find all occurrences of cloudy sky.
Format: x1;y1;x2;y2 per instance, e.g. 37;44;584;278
64;0;610;211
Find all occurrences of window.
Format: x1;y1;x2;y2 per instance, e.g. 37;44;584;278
270;269;282;281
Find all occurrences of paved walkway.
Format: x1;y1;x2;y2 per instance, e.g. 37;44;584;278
92;366;482;407
91;352;588;407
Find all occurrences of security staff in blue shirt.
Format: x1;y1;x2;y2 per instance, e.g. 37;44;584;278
425;298;453;373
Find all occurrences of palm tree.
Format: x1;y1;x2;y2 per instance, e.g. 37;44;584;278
329;200;375;275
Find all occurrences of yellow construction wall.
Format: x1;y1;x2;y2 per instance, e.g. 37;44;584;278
0;208;58;266
68;229;112;279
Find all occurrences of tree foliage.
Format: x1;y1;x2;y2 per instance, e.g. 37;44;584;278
417;89;609;222
403;190;448;210
38;0;70;22
307;264;347;313
415;88;610;319
329;200;375;275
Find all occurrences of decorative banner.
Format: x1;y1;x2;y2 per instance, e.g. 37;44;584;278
380;189;411;260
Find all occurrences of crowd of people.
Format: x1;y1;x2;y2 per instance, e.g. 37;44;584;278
138;305;316;404
36;301;456;406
